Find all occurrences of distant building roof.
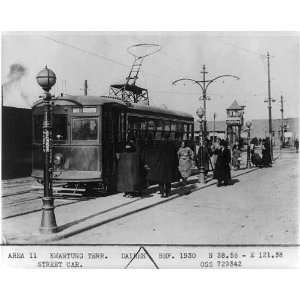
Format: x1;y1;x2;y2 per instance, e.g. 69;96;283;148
227;100;244;110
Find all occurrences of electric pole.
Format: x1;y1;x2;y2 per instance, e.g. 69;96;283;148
213;112;216;142
264;52;275;160
84;80;88;96
201;65;208;135
280;95;284;148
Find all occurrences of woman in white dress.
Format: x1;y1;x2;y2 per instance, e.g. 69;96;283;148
177;141;194;185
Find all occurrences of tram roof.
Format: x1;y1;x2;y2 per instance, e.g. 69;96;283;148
129;103;194;120
32;94;193;120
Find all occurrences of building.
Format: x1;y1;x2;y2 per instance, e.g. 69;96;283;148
195;117;299;146
225;100;245;145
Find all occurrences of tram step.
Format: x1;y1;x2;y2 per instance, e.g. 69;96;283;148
53;192;83;197
53;187;86;192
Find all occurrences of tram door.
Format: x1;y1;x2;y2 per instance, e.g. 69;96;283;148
102;106;126;191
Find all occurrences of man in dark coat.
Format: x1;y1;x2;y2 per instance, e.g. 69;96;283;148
294;138;299;153
215;140;231;186
196;140;210;176
143;136;179;198
116;140;146;197
262;138;272;167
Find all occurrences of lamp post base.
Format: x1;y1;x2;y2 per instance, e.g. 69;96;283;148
39;197;58;234
198;168;206;184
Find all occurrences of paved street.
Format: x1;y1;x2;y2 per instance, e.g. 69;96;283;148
56;150;298;244
2;149;298;245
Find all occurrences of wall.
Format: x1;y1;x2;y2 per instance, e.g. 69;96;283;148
2;106;32;179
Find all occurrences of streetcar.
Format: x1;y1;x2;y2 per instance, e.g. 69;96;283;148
31;94;194;193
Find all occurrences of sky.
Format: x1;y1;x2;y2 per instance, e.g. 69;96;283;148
1;32;299;121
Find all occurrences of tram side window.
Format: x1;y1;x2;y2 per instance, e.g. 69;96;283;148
170;122;176;140
163;121;171;139
128;117;141;140
175;123;183;140
183;123;188;140
72;118;98;140
155;119;163;140
147;120;156;140
188;124;194;140
140;119;147;138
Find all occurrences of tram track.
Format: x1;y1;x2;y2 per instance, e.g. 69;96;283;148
2;188;40;198
2;195;43;208
2;197;95;220
2;190;97;220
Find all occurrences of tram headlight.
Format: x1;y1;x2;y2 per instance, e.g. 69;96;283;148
53;153;64;168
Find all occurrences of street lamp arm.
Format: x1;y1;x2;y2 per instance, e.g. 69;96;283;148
172;78;204;91
206;74;240;89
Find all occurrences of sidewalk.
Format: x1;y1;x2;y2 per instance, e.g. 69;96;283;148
2;165;259;244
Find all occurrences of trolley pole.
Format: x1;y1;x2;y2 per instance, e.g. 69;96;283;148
36;66;58;234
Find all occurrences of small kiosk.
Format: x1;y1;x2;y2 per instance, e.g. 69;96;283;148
226;100;245;146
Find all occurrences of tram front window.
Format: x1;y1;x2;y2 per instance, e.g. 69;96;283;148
72;118;98;140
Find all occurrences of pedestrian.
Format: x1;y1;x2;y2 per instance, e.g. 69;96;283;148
251;147;263;167
211;140;220;178
196;139;210;176
116;139;146;198
177;140;194;185
143;134;179;198
294;138;299;153
262;138;272;167
232;144;241;170
215;139;231;187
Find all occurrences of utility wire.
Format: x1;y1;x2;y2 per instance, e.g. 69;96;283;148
42;35;131;68
217;39;273;58
42;35;163;80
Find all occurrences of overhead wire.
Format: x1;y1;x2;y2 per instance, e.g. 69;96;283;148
42;35;165;79
41;34;280;102
42;35;130;68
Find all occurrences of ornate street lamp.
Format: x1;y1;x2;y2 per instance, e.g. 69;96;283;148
245;121;252;169
173;65;240;138
36;66;58;234
196;107;206;183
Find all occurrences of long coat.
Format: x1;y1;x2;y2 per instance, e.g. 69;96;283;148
117;150;146;193
196;146;210;172
143;142;179;184
215;148;231;182
262;142;272;166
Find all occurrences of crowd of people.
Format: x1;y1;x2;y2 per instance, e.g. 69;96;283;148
116;136;274;198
